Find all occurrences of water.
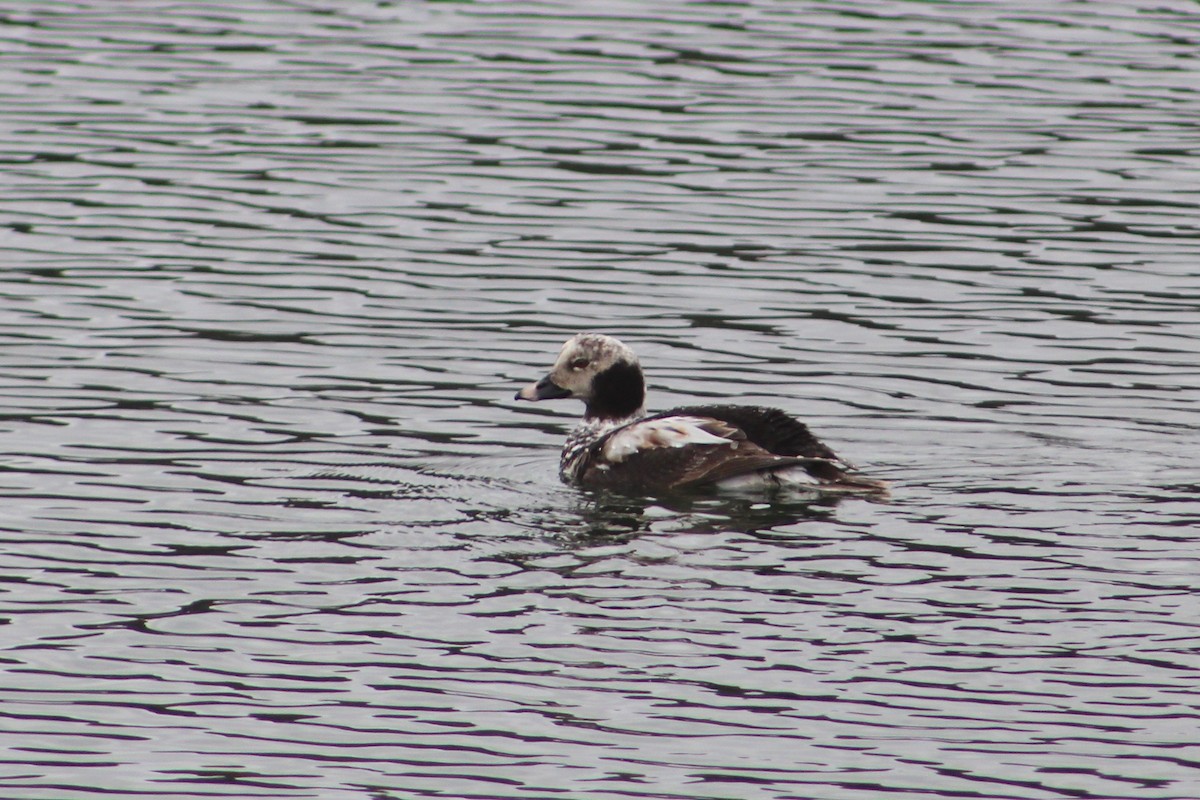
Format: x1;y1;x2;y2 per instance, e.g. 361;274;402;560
2;1;1199;798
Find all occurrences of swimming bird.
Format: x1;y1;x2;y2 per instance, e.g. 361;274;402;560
514;333;886;495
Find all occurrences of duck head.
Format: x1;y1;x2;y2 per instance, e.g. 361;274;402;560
515;333;646;421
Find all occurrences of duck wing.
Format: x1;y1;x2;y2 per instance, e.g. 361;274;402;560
658;405;841;460
576;415;829;492
639;406;883;489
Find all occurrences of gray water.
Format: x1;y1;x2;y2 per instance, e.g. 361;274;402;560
2;1;1199;798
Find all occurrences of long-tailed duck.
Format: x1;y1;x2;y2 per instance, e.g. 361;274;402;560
515;333;886;496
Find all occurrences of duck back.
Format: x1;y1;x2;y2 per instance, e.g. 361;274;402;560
652;405;838;460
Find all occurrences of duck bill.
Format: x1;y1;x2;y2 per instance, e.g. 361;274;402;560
515;374;572;401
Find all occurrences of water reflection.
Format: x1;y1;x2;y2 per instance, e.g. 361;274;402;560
542;489;847;544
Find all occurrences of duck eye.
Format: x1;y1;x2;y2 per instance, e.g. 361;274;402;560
570;357;590;370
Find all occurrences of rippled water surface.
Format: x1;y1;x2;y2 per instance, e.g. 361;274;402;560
3;1;1200;798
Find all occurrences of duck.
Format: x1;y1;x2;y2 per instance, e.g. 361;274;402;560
514;333;886;496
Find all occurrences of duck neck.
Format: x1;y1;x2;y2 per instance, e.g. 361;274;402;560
583;360;645;423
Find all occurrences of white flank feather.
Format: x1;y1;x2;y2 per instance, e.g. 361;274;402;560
601;416;733;463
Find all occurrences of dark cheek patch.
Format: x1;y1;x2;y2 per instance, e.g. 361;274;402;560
586;360;645;420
